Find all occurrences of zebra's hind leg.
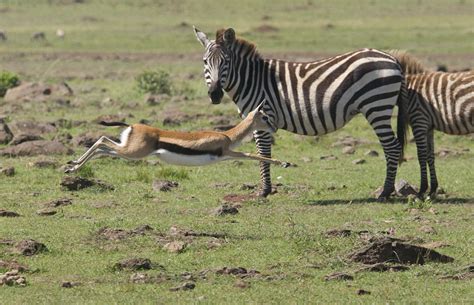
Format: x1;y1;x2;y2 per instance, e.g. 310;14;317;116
254;130;273;197
412;127;429;198
374;128;401;202
426;129;439;198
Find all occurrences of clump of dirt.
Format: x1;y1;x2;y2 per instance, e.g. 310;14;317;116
92;114;128;124
342;146;355;154
36;208;57;216
0;260;29;272
168;225;226;239
213;204;239;216
0;166;15;176
14;239;48;256
356;263;410;273
215;267;261;279
10;134;44;145
325;229;353;238
352;159;366;165
0;209;20;217
9;121;58;137
163;241;187;253
320;154;338;160
0;140;73;157
0;270;26;287
46;198;72;207
169;282;195;291
72;131;119;148
61;176;114;191
440;265;474;281
152;180;179;192
356;289;371;295
348;236;454;265
161;110;204;126
324;272;353;281
114;258;153;271
61;281;81;288
365;150;379;157
395;180;418;197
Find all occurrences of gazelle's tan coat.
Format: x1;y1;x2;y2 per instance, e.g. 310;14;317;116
65;102;294;172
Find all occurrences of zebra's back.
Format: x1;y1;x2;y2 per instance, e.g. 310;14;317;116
407;71;474;135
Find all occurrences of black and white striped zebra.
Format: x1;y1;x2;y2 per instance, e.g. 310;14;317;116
194;27;408;201
390;51;473;198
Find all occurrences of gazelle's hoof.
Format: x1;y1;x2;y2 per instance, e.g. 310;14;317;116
64;166;77;174
67;160;78;165
281;162;297;168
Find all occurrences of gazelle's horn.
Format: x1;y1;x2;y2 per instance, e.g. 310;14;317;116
255;99;267;112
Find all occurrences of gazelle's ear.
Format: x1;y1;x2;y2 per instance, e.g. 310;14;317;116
223;28;235;46
255;100;266;112
193;26;210;47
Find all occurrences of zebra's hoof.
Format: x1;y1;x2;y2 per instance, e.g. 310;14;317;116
257;189;271;198
376;194;390;203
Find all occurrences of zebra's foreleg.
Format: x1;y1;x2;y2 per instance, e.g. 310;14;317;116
254;130;273;197
426;129;439;198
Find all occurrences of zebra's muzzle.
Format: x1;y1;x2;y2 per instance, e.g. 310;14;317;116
209;88;224;104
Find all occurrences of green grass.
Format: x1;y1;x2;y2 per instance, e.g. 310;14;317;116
0;0;473;304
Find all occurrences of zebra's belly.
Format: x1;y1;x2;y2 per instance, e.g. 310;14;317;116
154;149;222;166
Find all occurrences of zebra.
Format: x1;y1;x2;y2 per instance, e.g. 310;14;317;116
389;51;473;198
193;27;408;201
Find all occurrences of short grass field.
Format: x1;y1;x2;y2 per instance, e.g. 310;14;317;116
1;0;473;304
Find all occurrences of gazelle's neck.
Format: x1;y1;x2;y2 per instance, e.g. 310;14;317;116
224;116;255;146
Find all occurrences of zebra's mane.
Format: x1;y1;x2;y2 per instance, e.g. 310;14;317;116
216;29;261;58
388;50;432;75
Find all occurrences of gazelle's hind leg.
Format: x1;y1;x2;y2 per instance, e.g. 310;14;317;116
65;136;122;173
224;150;296;168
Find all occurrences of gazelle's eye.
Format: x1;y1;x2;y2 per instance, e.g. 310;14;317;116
262;116;269;122
203;59;208;64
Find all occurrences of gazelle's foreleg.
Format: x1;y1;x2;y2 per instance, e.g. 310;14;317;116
224;150;296;168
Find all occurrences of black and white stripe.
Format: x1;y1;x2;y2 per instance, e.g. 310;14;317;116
390;51;474;197
195;27;408;200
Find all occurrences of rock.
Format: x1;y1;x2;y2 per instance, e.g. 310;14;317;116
348;236;454;265
352;159;366;165
152;180;179;192
324;272;353;281
72;131;119;148
114;258;153;271
61;281;80;288
4;82;73;103
169;282;195;291
0;209;20;217
365;150;379;157
0;270;27;287
213;204;239;216
0;167;15;176
0;122;13;144
342;146;355;154
9;121;57;137
356;289;371;295
46;198;72;207
0;260;29;272
36;208;57;216
10;134;44;145
163;241;187;253
60;176;114;191
0;140;73;157
395;180;418;197
14;239;48;256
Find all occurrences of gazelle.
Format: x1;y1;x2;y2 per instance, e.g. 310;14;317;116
65;101;295;173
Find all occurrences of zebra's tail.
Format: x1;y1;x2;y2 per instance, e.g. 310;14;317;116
396;76;409;166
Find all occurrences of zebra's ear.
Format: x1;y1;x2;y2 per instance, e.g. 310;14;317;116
223;28;235;45
193;26;209;47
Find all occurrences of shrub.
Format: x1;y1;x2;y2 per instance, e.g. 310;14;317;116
0;71;20;97
135;70;172;95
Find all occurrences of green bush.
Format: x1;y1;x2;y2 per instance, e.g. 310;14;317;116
0;71;20;97
135;70;172;95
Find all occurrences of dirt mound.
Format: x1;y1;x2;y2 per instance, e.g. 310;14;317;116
14;239;48;256
152;180;179;192
163;241;187;253
97;225;154;241
215;267;261;278
0;210;20;217
348;236;454;265
0;140;73;157
72;131;119;148
0;260;29;272
10;134;44;145
0;166;15;176
9;121;57;137
213;204;239;216
0;270;26;287
4;82;73;103
0;122;13;144
60;176;114;191
46;198;72;207
114;258;153;271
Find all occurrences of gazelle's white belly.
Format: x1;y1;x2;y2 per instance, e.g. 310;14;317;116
154;149;224;166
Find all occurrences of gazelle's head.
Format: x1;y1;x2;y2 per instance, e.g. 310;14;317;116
245;100;276;133
193;26;235;105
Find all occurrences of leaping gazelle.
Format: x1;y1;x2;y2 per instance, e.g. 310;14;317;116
65;101;295;173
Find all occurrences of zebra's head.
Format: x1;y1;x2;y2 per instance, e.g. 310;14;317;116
193;26;235;104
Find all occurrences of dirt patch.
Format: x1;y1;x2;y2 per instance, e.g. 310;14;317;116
0;140;73;157
60;176;114;191
4;82;73;103
365;150;379;157
356;263;410;273
222;193;258;204
36;208;57;216
324;272;353;281
114;258;153;271
92;114;128;124
215;267;261;279
0;260;28;272
342;146;355;154
356;289;371;295
320;154;338;160
169;282;195;291
0;209;20;217
0;270;26;287
0;166;15;176
420;241;450;249
46;198;72;207
213;204;239;216
14;239;48;256
97;225;154;241
152;180;179;192
348;236;454;265
61;281;81;288
163;241;187;253
9;121;57;137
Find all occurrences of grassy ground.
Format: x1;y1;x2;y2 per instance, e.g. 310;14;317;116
1;0;473;304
